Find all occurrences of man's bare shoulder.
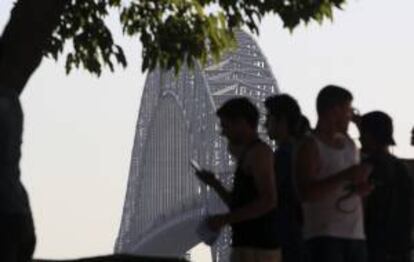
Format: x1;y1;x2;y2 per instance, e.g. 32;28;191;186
249;141;273;157
243;141;273;169
243;141;273;175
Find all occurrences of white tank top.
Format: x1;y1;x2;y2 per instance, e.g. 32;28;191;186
302;135;365;240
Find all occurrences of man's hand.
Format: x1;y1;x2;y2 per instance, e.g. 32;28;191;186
195;169;231;206
195;170;218;187
344;163;374;197
351;163;373;184
344;163;373;184
207;214;227;232
355;181;374;197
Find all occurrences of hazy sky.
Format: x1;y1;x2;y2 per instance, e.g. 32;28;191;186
1;0;414;260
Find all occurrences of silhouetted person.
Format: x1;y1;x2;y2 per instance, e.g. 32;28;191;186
0;87;35;262
195;98;280;262
411;126;414;146
359;111;413;262
295;85;372;262
264;94;307;262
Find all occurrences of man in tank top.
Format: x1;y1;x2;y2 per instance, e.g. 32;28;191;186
295;85;373;262
195;98;281;262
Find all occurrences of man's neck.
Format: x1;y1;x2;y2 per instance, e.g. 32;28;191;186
242;132;259;146
315;120;339;145
365;146;390;156
233;132;259;160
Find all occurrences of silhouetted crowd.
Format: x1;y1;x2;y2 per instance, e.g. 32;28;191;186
1;81;413;262
196;85;414;262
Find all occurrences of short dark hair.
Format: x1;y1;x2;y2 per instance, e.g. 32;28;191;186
316;85;353;115
216;97;259;129
265;94;302;136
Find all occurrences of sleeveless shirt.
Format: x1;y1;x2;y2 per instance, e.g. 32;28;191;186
302;135;365;240
230;140;280;249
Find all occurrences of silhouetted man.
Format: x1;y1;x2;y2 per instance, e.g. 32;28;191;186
359;111;412;262
295;85;372;262
411;126;414;146
195;98;280;262
264;94;307;262
0;42;36;261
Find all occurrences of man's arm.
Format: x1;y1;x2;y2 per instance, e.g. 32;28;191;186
213;144;277;227
295;138;366;202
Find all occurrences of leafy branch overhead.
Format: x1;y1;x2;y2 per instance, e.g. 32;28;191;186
44;0;346;76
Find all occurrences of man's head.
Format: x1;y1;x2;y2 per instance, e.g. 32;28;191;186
216;98;259;147
317;85;353;133
264;94;302;141
359;111;395;153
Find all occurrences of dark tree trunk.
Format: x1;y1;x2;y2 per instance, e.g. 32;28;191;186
0;0;65;94
0;1;64;259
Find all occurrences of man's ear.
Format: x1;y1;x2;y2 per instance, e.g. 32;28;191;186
330;105;341;116
240;118;251;129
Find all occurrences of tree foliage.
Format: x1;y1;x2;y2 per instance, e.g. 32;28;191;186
44;0;346;76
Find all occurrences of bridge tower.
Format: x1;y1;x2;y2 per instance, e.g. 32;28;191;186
115;31;279;261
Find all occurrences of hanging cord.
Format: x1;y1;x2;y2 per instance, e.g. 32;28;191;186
335;183;358;214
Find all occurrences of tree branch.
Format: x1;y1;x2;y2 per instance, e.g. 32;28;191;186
0;0;65;95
